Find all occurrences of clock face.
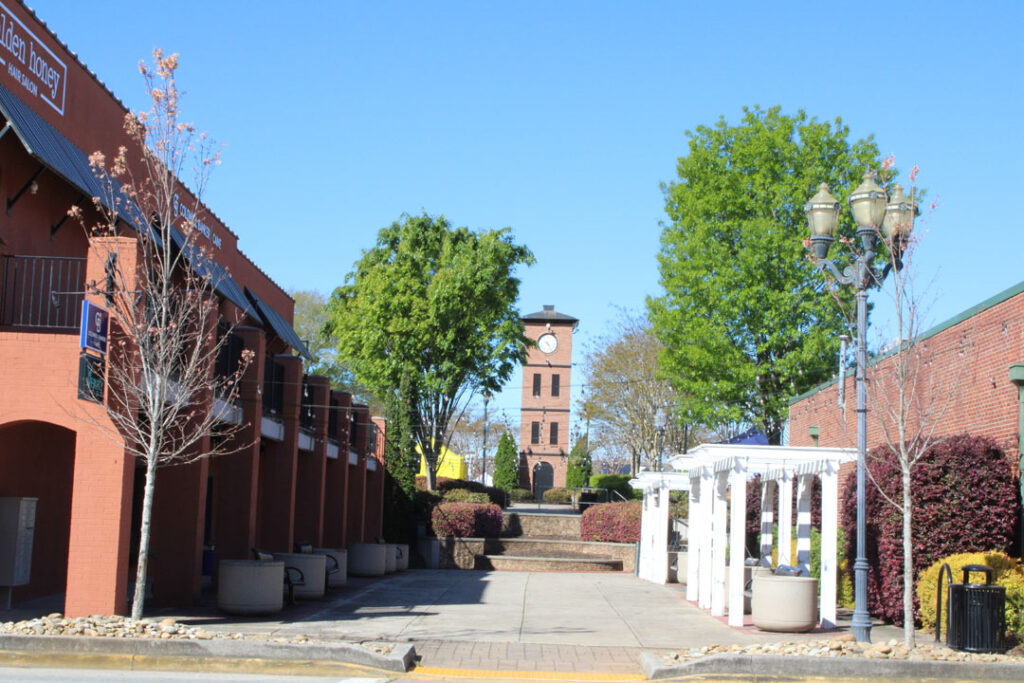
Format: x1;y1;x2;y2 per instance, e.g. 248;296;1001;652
538;333;558;354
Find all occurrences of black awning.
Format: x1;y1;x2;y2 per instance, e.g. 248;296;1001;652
0;83;151;239
245;287;312;360
169;229;261;323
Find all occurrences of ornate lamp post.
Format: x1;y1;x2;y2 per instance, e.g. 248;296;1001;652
654;407;668;472
804;172;915;643
480;389;492;483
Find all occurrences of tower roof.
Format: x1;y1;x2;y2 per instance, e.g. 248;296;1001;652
522;304;579;326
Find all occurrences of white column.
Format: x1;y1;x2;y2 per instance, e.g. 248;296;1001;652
638;485;655;582
796;473;813;576
778;471;793;568
728;460;747;627
820;462;839;629
698;468;714;609
710;468;729;617
652;482;670;584
759;480;775;567
686;475;700;601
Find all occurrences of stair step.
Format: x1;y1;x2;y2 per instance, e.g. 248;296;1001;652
476;554;623;572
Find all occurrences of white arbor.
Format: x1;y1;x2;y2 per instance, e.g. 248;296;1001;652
633;444;854;629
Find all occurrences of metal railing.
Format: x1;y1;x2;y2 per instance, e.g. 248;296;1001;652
0;255;86;331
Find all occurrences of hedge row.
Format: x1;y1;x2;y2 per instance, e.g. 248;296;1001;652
841;434;1019;626
430;502;503;538
580;502;641;543
415;476;505;507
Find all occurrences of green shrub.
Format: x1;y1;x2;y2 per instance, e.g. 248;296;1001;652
509;488;533;502
443;489;491;504
580;502;641;542
916;551;1024;639
566;438;591;488
542;487;571;503
589;474;635;501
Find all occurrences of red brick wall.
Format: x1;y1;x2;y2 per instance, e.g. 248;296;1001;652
789;283;1024;478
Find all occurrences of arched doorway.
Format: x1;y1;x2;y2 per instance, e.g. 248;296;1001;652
532;461;554;500
0;421;76;607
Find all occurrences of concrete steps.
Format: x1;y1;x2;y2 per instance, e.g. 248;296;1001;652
475;511;634;573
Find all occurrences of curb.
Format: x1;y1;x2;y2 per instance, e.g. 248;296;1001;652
0;634;415;672
639;652;1024;680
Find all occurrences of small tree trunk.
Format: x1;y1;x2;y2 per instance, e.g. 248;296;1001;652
425;454;437;491
131;454;159;620
902;465;915;650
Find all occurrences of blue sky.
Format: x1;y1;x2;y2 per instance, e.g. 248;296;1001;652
29;1;1024;429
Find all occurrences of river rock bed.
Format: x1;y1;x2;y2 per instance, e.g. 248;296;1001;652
663;633;1023;664
0;613;392;655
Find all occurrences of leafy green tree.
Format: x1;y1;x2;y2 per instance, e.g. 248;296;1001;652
326;213;533;490
565;436;591;488
648;106;887;444
492;431;520;491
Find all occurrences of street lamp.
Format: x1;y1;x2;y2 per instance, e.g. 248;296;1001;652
804;171;915;644
480;390;492;484
654;407;668;472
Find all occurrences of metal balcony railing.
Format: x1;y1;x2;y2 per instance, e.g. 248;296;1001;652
0;255;86;331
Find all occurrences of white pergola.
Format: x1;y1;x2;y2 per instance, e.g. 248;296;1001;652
632;443;854;628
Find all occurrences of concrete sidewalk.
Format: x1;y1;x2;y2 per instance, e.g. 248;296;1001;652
153;569;903;674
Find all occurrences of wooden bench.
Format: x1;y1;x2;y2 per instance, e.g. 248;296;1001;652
294;542;341;589
252;549;304;604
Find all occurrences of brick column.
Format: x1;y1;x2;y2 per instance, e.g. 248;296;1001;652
323;391;351;548
294;375;330;546
212;326;264;562
346;404;368;544
258;354;301;551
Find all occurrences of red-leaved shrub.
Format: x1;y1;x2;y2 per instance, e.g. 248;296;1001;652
580;502;641;543
431;502;502;538
841;434;1019;626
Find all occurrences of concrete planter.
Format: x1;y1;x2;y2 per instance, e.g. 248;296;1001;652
752;574;819;632
384;544;397;573
395;543;409;571
217;560;284;615
348;542;387;576
669;551;687;584
313;547;347;588
272;552;326;599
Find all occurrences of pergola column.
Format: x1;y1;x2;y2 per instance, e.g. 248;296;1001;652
639;482;670;583
759;480;776;567
820;461;839;629
710;468;729;617
777;470;793;568
698;468;714;609
728;459;748;627
796;473;813;575
686;474;700;601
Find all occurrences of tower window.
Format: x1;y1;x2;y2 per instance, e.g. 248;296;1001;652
532;373;541;397
550;422;558;445
531;421;540;444
551;374;560;397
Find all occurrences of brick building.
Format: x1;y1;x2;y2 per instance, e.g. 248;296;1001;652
788;280;1024;485
518;305;578;495
0;1;383;617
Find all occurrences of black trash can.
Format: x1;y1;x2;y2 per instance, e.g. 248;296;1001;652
936;563;1006;653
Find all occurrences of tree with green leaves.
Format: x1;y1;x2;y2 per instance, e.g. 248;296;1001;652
565;435;591;488
326;213;533;490
648;106;887;444
492;431;520;491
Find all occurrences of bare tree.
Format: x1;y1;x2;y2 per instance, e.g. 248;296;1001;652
860;167;963;649
73;50;251;619
579;311;699;474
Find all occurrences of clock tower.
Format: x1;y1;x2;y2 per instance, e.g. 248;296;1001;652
519;305;578;496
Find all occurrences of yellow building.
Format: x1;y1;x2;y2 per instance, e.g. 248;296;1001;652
417;443;468;480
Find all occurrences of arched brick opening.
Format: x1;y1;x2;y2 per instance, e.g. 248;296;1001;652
0;420;75;607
